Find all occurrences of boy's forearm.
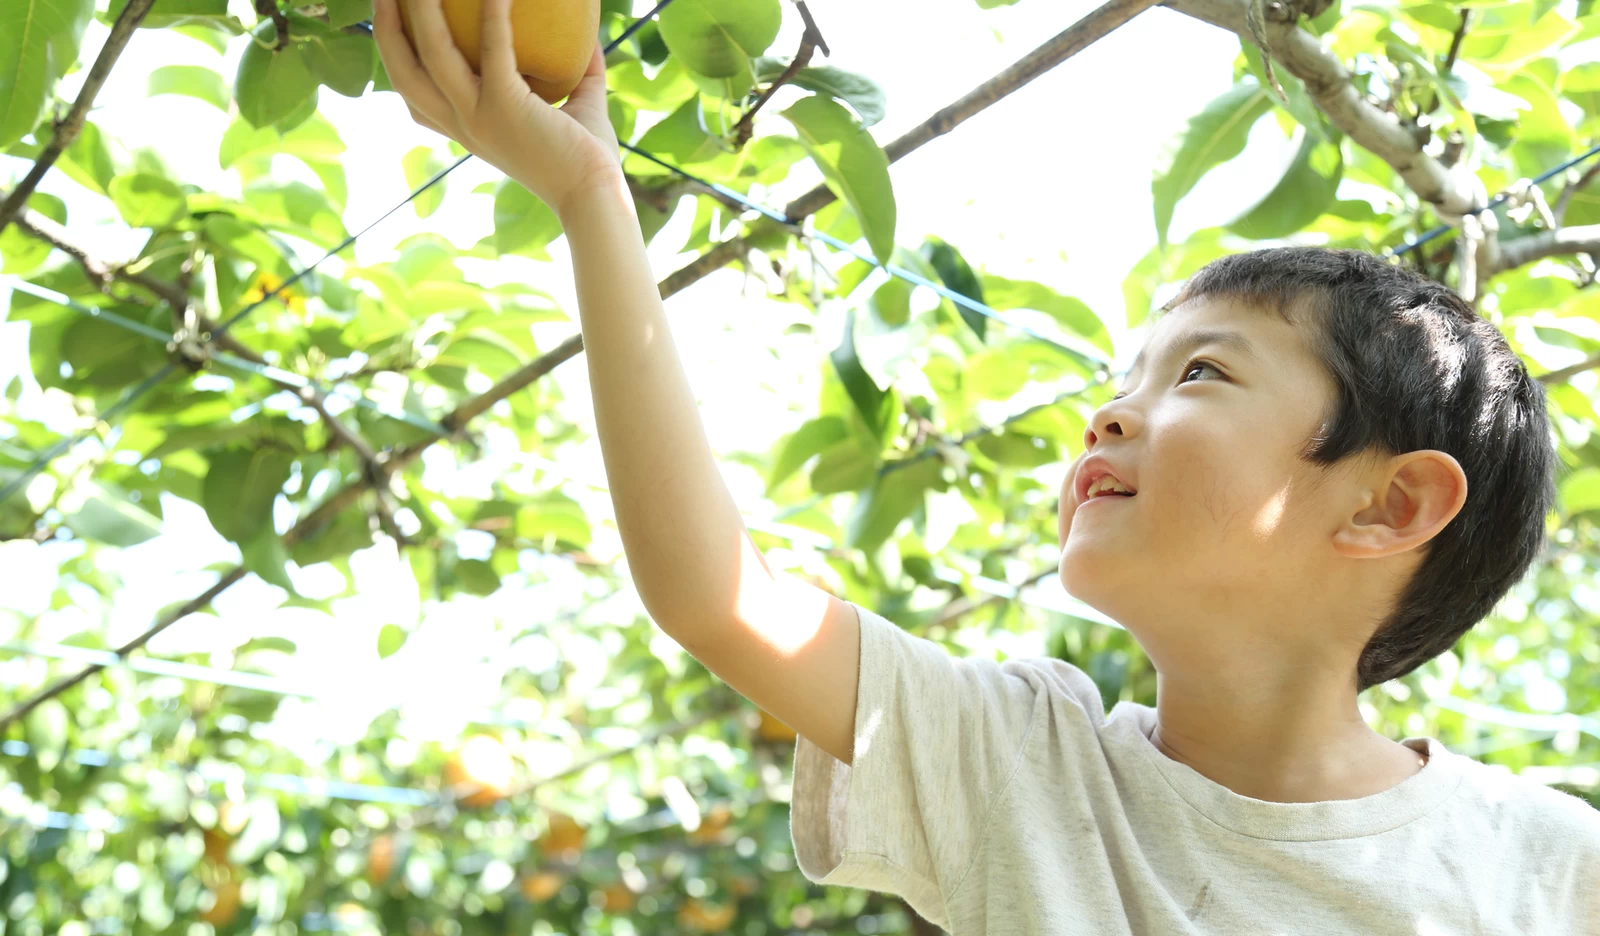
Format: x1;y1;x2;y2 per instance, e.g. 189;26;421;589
558;178;762;634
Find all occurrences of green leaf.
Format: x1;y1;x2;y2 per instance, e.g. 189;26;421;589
61;480;161;547
1227;136;1342;240
981;274;1111;356
236;21;319;128
107;0;236;29
453;559;501;596
1560;466;1600;514
243;179;348;247
629;96;732;167
147;64;229;109
768;415;849;494
656;0;782;78
781;94;896;265
237;636;297;655
975;430;1060;468
515;494;592;549
830;307;897;445
1151;81;1273;247
810;438;879;494
324;0;373;29
754;57;887;127
1500;73;1573;163
493;179;564;259
608;56;699;111
402;146;447;218
59;313;168;385
377;623;407;658
0;0;94;149
25;699;71;773
240;527;297;593
301;30;374;97
1458;6;1576;66
0;192;65;275
920;237;986;342
59;121;118;194
108;173;189;228
846;457;941;555
289;505;373;566
868;276;912;327
203;446;294;544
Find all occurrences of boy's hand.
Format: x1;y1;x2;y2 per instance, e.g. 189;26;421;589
372;0;622;221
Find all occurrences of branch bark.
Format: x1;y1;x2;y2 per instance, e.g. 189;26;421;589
1494;224;1600;274
1162;0;1480;218
0;0;159;235
1537;352;1600;385
0;0;1163;732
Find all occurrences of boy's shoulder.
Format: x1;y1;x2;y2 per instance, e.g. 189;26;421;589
1446;750;1600;845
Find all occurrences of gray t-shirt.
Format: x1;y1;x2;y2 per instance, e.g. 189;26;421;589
790;602;1600;934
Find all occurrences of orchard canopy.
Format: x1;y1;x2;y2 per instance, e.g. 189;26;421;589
1;0;1598;933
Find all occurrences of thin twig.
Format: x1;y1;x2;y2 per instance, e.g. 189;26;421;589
255;0;291;50
296;386;407;546
0;0;159;235
1423;8;1470;116
731;2;825;148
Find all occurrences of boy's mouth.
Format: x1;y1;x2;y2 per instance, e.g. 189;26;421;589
1074;458;1137;504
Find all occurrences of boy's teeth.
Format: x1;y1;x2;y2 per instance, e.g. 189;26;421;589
1089;476;1130;496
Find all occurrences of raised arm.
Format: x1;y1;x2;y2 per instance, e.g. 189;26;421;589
371;0;862;763
561;179;862;764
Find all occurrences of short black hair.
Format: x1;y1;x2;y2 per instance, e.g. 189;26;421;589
1162;247;1557;693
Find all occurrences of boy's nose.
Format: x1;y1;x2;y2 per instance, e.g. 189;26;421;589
1084;400;1140;449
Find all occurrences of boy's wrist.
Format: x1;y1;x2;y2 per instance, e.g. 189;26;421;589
555;171;636;230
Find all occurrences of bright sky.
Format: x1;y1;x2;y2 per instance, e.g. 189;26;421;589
0;0;1274;758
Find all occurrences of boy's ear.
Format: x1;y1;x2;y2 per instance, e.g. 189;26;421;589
1332;450;1468;559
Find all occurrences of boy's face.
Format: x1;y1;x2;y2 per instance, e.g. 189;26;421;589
1058;296;1349;629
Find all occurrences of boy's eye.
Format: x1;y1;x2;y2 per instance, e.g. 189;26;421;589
1180;359;1223;384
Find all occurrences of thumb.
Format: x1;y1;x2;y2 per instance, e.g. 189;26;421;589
560;40;609;114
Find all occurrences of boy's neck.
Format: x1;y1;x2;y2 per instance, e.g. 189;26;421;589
1149;671;1428;804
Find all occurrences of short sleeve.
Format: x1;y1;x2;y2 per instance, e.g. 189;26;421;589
789;601;1107;926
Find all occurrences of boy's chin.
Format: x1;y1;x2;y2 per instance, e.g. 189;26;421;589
1057;544;1137;602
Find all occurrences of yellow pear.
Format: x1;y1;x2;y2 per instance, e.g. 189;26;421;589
398;0;601;104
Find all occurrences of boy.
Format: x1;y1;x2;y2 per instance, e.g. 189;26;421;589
372;3;1600;931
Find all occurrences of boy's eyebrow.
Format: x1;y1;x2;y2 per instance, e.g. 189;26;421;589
1126;327;1260;377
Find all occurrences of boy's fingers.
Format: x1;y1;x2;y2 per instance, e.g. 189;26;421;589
560;41;608;111
405;0;480;113
371;0;453;125
477;0;524;99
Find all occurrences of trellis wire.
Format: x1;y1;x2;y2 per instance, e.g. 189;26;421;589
1387;141;1600;258
0;0;681;506
618;141;1111;369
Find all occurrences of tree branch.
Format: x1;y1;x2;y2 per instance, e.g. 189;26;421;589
0;0;1164;733
1493;224;1600;274
1162;0;1480;218
0;0;159;235
1536;352;1600;385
